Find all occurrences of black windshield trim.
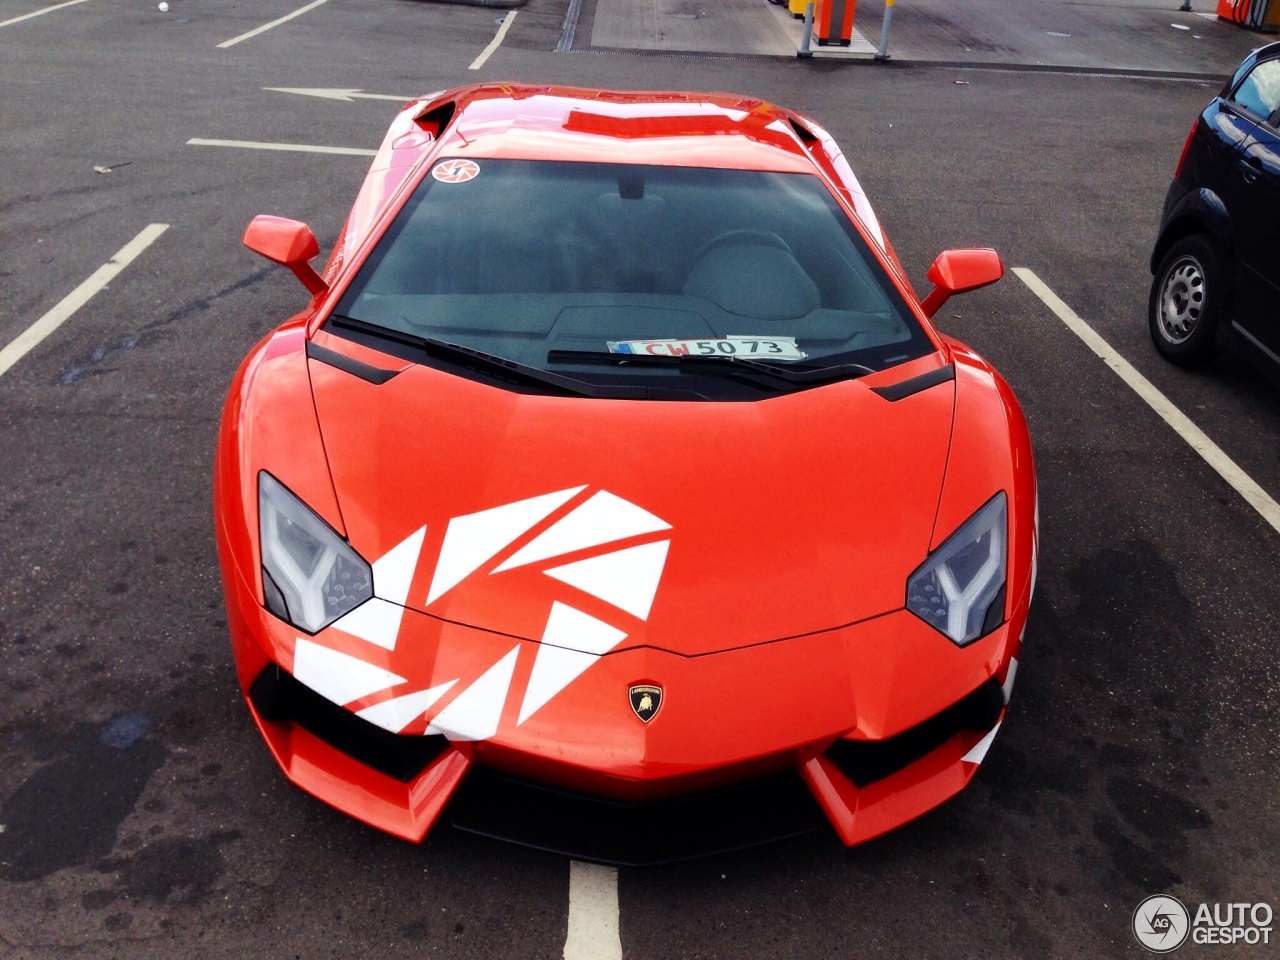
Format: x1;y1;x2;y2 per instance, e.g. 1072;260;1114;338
326;316;709;401
547;349;874;389
305;341;401;385
871;363;955;401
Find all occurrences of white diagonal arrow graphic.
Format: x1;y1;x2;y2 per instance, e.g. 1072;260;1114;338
264;87;419;103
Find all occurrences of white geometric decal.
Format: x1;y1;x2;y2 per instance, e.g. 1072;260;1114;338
356;680;457;734
331;597;405;651
1001;658;1018;705
426;646;520;741
493;490;670;572
540;601;631;655
961;720;1003;765
293;638;406;706
543;540;670;620
426;486;586;605
517;603;628;724
1029;494;1039;605
373;526;426;605
518;647;597;726
1029;535;1039;606
314;486;673;744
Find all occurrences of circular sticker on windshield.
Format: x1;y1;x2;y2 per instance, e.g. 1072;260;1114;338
432;159;480;183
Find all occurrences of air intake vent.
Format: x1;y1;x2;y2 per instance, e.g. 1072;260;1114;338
250;665;449;782
415;101;456;139
825;678;1004;788
787;116;819;145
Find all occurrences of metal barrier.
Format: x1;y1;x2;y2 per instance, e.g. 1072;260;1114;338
876;0;894;59
798;0;895;61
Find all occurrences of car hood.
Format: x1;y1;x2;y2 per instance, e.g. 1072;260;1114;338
308;344;955;656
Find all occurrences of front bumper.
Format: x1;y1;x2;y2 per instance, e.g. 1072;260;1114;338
248;660;1009;861
222;553;1023;858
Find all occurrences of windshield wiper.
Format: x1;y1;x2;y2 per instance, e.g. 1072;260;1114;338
546;349;875;388
328;316;705;400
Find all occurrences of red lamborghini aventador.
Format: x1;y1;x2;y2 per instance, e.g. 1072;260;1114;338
214;83;1037;864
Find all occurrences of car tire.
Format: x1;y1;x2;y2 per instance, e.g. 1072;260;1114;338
1148;234;1222;367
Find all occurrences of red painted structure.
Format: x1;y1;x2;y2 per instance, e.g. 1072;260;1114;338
816;0;857;46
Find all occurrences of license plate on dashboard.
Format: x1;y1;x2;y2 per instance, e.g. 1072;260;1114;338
607;336;806;360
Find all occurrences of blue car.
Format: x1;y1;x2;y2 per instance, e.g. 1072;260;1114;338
1149;40;1280;373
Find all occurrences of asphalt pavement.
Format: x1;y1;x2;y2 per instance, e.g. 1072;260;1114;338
1;0;1278;958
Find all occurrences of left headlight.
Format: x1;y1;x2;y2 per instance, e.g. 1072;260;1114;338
906;492;1007;646
258;472;372;633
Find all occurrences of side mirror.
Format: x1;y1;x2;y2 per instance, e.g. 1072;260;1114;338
919;248;1004;318
242;216;328;297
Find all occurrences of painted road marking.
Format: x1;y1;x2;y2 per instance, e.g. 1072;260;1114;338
0;0;92;30
217;0;330;49
1015;267;1280;536
469;10;518;70
0;224;169;380
556;0;584;52
564;861;621;960
263;87;417;102
186;137;375;157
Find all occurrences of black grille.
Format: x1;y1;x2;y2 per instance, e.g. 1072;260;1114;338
825;678;1004;789
449;767;825;866
249;665;450;782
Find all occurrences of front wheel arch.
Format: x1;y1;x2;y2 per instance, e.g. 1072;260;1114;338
1148;234;1224;368
1150;187;1234;283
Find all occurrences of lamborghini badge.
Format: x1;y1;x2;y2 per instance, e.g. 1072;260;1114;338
629;684;663;722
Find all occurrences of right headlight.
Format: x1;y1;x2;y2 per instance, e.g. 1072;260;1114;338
906;492;1007;646
258;472;372;633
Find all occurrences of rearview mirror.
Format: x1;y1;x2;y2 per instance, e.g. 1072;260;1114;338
242;215;328;297
919;248;1003;318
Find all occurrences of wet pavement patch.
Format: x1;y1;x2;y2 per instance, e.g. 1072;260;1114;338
99;713;151;749
0;716;166;882
1093;814;1184;890
102;830;241;904
57;337;141;385
103;913;133;931
81;888;119;910
1107;775;1212;843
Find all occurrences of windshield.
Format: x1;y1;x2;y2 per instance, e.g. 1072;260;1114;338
330;159;933;399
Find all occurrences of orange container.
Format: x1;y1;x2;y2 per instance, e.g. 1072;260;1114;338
816;0;857;46
1217;0;1252;24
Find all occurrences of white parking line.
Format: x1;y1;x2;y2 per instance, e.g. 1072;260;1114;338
0;224;169;380
186;137;375;156
217;0;330;49
564;861;622;960
0;0;92;30
469;10;518;70
1014;267;1280;536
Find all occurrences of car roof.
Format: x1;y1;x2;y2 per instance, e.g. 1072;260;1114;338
415;83;820;174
